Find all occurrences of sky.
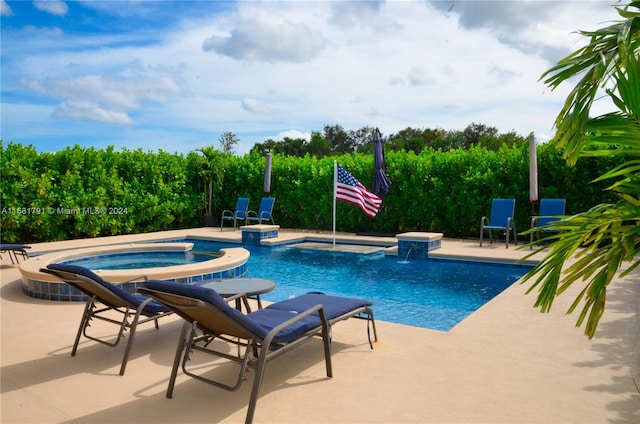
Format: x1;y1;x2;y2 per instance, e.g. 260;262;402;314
0;0;623;156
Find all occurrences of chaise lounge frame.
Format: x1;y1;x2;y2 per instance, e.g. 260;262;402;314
139;281;377;424
0;243;31;264
41;264;173;375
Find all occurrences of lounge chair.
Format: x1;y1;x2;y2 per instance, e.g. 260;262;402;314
41;264;173;375
139;280;377;424
530;198;566;248
480;198;517;248
246;197;275;225
221;197;250;231
0;243;31;264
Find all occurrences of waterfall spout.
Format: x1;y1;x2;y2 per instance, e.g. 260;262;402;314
398;243;417;264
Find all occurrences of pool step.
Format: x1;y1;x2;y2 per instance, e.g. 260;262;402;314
287;242;384;255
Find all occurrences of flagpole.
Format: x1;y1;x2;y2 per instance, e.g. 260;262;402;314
333;160;337;248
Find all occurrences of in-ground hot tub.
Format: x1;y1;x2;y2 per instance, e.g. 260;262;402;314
19;243;250;301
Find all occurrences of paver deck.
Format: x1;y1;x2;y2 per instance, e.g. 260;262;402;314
1;228;638;423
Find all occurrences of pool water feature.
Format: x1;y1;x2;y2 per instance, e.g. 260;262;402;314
196;240;531;331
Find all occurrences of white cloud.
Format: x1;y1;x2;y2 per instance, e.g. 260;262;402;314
241;98;271;114
0;0;623;156
1;0;12;16
19;73;182;123
33;0;68;17
430;0;615;62
407;66;434;86
202;6;327;63
52;100;133;125
328;0;384;27
274;129;311;141
23;25;63;37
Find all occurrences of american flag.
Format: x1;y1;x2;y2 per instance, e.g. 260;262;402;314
336;165;382;218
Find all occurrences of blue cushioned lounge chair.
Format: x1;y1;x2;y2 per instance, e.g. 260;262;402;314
0;243;31;264
221;197;250;231
480;198;517;248
41;264;173;375
530;198;566;248
139;280;377;424
246;197;275;225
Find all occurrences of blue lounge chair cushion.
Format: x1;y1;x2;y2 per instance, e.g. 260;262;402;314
265;293;372;318
0;243;31;263
47;264;168;314
251;293;372;342
142;281;368;344
0;244;31;250
247;308;320;343
143;280;271;339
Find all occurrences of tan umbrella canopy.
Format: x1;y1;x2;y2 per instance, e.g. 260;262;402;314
529;134;538;203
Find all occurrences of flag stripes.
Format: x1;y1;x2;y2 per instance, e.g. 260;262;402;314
335;165;381;218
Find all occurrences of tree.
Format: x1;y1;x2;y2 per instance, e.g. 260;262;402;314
194;145;224;225
387;127;425;152
305;131;332;158
249;138;279;156
324;124;354;153
463;123;498;149
522;1;640;338
350;126;378;153
473;130;526;151
440;129;465;151
219;131;239;154
281;136;307;157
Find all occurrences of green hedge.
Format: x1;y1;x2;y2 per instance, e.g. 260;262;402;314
0;143;201;242
0;141;621;243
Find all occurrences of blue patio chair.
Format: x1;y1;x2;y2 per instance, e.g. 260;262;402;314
480;198;517;248
530;198;566;248
139;280;377;424
246;197;275;225
0;244;30;264
221;197;250;231
40;264;173;375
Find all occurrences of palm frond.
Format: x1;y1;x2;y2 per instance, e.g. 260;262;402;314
540;3;640;165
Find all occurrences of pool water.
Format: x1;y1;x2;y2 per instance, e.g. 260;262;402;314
63;239;531;331
192;240;529;331
64;251;215;269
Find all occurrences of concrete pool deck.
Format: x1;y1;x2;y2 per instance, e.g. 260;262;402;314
1;227;638;423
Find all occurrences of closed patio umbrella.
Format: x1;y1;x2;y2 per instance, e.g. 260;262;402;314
264;153;272;196
373;128;391;197
529;134;538;203
372;128;391;232
529;134;538;218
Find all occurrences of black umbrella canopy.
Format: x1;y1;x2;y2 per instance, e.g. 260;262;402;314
372;128;391;196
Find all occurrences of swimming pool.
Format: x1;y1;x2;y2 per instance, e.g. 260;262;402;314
61;238;528;332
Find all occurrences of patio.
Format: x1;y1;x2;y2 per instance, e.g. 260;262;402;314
1;228;638;423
